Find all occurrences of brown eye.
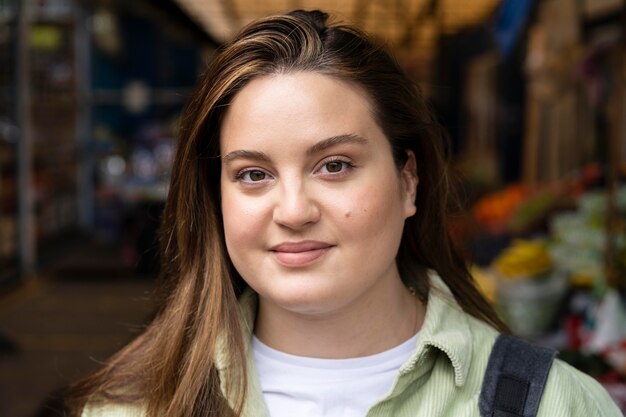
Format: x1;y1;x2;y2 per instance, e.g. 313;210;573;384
248;170;266;181
325;161;344;173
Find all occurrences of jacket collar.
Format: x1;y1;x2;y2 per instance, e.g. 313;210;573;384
217;270;474;389
401;272;473;387
215;290;268;417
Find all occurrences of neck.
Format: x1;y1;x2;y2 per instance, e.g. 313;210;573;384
253;274;425;359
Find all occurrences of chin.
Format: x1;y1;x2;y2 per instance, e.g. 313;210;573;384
264;286;346;316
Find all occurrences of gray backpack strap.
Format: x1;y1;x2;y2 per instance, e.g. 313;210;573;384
479;333;557;417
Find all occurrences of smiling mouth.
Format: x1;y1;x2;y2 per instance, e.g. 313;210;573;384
270;241;333;267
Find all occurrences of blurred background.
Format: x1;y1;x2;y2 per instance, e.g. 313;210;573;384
0;0;625;415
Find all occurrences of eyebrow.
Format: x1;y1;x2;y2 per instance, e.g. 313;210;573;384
221;134;369;163
221;149;270;163
306;134;368;156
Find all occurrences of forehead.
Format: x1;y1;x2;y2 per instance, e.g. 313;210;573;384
219;71;384;152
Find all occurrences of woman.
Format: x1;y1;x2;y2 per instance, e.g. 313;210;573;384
68;9;621;417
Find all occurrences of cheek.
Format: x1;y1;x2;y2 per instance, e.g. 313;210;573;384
336;180;405;239
221;191;262;253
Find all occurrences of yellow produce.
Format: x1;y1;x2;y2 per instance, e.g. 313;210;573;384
493;239;553;279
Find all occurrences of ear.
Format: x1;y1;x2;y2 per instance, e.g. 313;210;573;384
400;150;418;218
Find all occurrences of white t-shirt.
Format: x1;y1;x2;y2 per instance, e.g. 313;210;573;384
251;332;420;417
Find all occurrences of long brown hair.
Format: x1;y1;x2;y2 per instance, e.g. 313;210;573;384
67;9;506;416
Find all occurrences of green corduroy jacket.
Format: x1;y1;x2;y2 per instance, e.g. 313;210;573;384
83;272;623;417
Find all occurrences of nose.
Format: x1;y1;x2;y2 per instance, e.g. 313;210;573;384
272;179;321;229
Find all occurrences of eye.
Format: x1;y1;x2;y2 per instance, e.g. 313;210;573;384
317;158;354;175
247;170;266;181
235;169;271;183
324;161;344;173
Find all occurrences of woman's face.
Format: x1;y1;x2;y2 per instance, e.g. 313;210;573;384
219;71;418;317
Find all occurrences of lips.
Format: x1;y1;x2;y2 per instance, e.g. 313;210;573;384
270;240;334;267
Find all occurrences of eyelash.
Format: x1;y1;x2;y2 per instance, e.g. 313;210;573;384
232;156;356;184
233;168;271;183
316;156;355;176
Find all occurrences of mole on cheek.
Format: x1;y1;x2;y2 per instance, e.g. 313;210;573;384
345;211;351;218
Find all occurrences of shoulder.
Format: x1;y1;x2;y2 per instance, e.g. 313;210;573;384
81;402;146;417
423;273;621;415
539;358;622;417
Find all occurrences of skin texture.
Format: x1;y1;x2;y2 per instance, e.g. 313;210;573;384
220;71;423;358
